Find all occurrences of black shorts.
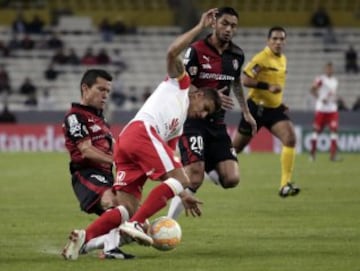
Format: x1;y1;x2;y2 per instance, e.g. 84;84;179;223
179;119;237;173
238;99;290;135
71;168;114;215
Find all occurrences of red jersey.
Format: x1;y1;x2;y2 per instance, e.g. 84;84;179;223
184;36;244;123
63;103;113;174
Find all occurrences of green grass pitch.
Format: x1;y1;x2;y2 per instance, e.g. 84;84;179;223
1;152;359;271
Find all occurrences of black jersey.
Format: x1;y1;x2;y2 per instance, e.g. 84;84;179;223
63;103;113;174
184;36;244;123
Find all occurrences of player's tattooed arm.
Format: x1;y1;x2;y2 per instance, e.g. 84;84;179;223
233;76;257;135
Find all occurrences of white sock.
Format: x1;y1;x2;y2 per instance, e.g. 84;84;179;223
167;188;195;220
206;170;221;186
103;228;120;252
83;235;106;252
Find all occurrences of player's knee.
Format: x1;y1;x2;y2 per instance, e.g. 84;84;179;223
221;176;240;189
186;163;205;190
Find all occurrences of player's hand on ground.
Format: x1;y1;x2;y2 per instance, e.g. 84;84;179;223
269;84;282;93
180;193;203;217
198;8;218;29
244;112;257;136
218;86;234;110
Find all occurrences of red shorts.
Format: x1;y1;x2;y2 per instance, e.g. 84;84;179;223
113;121;182;200
313;111;339;132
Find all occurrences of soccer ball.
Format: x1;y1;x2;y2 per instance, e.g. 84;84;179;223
149;216;182;251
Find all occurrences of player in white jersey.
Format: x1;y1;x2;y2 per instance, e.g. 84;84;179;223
310;62;340;161
62;8;221;260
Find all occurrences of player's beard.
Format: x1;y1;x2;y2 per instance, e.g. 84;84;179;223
216;30;231;46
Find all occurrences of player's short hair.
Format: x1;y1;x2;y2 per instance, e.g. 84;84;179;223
216;7;239;19
200;87;222;113
268;26;287;38
80;69;112;90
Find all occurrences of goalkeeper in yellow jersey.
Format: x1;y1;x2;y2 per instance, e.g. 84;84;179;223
233;26;300;197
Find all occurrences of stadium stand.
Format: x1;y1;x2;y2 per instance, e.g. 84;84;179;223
1;0;360;111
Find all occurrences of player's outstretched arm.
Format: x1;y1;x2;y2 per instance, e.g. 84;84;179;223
166;8;217;78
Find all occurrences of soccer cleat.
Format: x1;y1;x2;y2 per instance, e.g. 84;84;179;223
279;183;300;198
99;247;135;260
119;221;153;246
62;229;86;260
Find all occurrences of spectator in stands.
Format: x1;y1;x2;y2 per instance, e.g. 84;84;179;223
310;6;332;28
0;103;16;123
337;96;348;111
112;48;127;72
7;34;21;50
96;48;111;65
38;88;56;110
0;65;11;94
352;96;360;111
24;92;38;107
0;40;10;57
12;13;28;34
47;33;64;49
345;45;358;74
112;19;127;35
27;15;44;34
99;18;114;42
81;48;98;65
52;48;68;64
44;62;59;81
19;77;37;96
66;48;80;65
20;34;35;50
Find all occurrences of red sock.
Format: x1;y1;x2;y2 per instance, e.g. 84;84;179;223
85;208;122;242
330;139;337;159
311;138;317;156
130;183;175;223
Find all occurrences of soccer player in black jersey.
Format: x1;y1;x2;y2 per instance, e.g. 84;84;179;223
168;7;257;219
63;69;134;259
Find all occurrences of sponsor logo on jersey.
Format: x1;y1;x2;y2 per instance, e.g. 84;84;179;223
202;63;212;69
202;55;210;62
199;72;234;81
90;174;108;184
168;118;179;134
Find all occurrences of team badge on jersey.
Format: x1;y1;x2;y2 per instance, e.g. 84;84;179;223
188;66;198;76
232;59;239;71
251;64;261;75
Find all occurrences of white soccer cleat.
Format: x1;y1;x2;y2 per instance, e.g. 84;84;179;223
62;229;86;260
119;221;153;246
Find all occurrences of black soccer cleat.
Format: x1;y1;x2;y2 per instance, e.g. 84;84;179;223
99;248;135;260
279;182;300;198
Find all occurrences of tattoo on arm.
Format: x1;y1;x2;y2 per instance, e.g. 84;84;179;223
168;56;185;78
232;77;247;111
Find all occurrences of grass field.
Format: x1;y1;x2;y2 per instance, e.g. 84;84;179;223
1;152;359;271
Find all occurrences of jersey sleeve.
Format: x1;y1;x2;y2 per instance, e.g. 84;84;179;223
64;113;90;143
243;53;264;79
183;46;199;80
